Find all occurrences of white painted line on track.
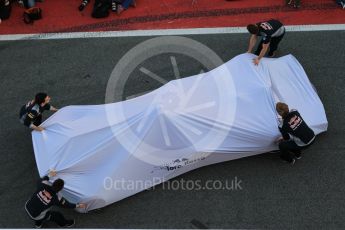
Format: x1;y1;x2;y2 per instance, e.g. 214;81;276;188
0;24;345;41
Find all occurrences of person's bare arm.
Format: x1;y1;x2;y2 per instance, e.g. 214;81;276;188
253;43;269;65
258;43;269;59
76;203;86;209
50;106;58;112
247;35;257;53
48;169;57;177
30;124;44;132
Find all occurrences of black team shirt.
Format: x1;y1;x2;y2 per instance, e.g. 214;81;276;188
279;110;315;146
256;19;285;44
25;176;76;219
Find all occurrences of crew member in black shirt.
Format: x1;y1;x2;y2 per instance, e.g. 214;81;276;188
19;92;58;132
247;19;285;65
276;102;315;164
25;170;86;228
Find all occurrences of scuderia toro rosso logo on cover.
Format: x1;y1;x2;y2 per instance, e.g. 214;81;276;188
151;156;207;173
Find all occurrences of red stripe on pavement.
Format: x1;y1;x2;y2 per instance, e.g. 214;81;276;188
1;0;344;35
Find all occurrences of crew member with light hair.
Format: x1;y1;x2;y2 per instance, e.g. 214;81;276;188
275;102;315;164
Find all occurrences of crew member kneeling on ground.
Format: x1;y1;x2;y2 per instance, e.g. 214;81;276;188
276;102;315;164
25;170;86;228
19;92;58;132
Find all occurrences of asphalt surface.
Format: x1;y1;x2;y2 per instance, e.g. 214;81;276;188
0;31;345;229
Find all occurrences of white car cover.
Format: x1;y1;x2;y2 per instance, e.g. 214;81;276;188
32;53;327;212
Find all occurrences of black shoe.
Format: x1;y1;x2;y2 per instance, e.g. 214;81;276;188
341;2;345;9
78;4;85;11
78;0;89;11
295;152;302;160
63;219;75;228
111;1;117;12
290;158;296;165
34;222;43;229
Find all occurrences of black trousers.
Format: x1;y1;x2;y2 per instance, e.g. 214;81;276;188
255;31;285;56
34;211;70;227
279;139;313;163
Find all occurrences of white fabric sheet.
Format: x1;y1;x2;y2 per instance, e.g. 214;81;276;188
32;53;327;211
